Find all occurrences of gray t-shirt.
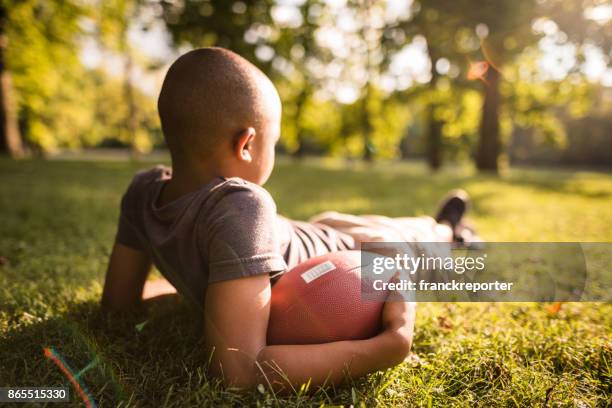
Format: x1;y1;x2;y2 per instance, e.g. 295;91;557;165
116;166;353;306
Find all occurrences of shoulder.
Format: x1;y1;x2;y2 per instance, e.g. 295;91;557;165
210;177;277;214
121;165;171;211
129;165;172;190
202;178;278;236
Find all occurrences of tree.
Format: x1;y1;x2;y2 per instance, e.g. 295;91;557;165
157;0;273;71
348;0;386;161
96;0;151;155
386;1;471;170
460;0;609;172
85;68;160;150
0;3;23;157
464;1;538;172
318;0;400;161
3;0;87;154
271;0;327;156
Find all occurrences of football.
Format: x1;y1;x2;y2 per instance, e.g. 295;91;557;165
267;250;387;345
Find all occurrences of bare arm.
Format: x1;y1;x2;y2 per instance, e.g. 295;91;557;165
204;273;415;392
101;242;179;312
101;242;151;312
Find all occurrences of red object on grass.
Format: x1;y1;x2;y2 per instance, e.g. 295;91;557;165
267;251;386;345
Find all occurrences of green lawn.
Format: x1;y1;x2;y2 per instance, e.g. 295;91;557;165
0;157;610;407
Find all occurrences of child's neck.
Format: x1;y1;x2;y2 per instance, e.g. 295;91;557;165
160;163;220;206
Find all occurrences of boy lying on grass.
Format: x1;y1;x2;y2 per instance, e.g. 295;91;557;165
101;47;475;391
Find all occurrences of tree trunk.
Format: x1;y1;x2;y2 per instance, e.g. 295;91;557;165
360;0;374;162
426;103;442;171
0;6;24;158
362;85;373;162
293;87;309;158
475;66;501;172
123;50;139;158
424;41;443;171
426;66;442;171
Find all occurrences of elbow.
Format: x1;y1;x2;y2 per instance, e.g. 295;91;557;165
223;375;258;391
209;367;258;391
228;348;284;390
207;355;260;392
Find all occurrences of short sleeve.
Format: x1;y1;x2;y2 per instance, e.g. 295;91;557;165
204;184;287;283
114;175;146;251
115;210;145;250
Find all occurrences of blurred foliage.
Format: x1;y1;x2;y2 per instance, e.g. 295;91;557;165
3;0;161;153
504;51;594;148
0;0;609;167
4;0;87;151
158;0;274;72
84;69;160;151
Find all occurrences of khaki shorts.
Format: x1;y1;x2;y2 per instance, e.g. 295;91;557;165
310;211;451;246
311;212;454;290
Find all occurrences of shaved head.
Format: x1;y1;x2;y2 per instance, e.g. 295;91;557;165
158;47;280;162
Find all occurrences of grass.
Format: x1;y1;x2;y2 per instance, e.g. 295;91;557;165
0;157;611;407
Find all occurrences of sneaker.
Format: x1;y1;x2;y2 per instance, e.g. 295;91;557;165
435;189;470;234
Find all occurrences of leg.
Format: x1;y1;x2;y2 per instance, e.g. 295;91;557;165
311;212;452;246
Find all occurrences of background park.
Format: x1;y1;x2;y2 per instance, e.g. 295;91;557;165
0;0;611;406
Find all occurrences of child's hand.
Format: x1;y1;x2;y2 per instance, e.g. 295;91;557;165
382;301;416;332
381;272;417;334
381;300;416;358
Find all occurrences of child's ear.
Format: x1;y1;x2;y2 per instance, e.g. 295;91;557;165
234;127;256;162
